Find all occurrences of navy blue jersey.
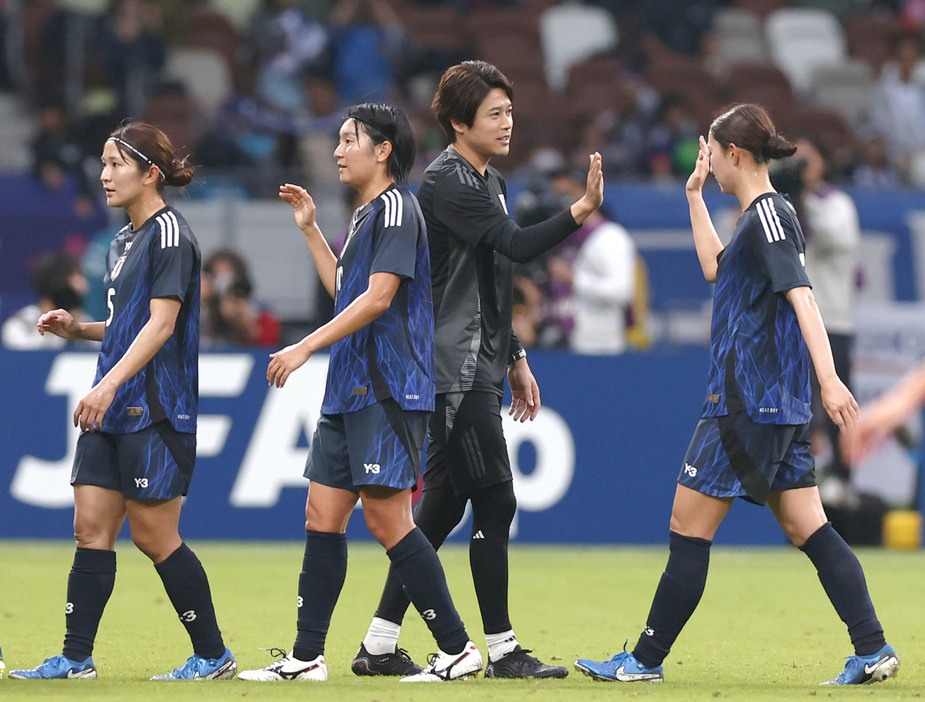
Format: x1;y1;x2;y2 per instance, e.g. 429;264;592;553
321;184;435;415
94;206;200;434
702;193;813;425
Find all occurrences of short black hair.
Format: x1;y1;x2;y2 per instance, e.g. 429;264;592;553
432;61;513;143
345;103;416;183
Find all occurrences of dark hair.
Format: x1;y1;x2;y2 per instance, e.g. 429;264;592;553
432;60;513;143
709;104;796;163
31;251;83;310
345;103;415;183
108;121;194;191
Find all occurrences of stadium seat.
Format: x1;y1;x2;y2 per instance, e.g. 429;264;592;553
143;89;194;158
208;0;261;33
399;6;468;51
647;55;723;127
845;15;901;75
164;48;233;120
784;106;854;163
809;60;873;127
540;3;618;92
709;8;768;76
765;7;847;94
473;34;544;86
0;93;34;171
466;8;540;46
793;0;868;22
563;56;639;135
733;0;789;18
726;61;797;120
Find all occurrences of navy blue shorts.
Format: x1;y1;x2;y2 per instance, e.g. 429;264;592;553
423;391;512;497
678;413;815;506
71;421;196;500
304;399;429;491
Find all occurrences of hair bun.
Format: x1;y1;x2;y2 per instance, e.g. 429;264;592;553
765;132;797;160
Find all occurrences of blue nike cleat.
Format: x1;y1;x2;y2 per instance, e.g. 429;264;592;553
821;643;899;685
574;647;663;683
9;654;97;679
150;647;236;680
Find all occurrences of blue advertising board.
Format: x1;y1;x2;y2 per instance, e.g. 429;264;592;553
0;349;788;545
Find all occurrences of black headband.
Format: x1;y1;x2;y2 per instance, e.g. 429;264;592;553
108;136;165;181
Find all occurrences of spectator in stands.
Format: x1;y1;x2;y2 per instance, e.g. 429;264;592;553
852;132;901;189
2;251;89;350
97;0;166;117
793;137;861;506
511;275;544;349
201;249;281;347
31;103;96;216
644;92;700;180
870;34;925;181
637;0;721;56
329;0;409;104
544;168;637;354
0;0;21;90
245;0;329;115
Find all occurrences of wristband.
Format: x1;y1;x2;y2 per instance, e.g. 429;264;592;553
510;348;527;365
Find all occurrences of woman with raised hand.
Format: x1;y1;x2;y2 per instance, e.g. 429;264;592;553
575;104;899;687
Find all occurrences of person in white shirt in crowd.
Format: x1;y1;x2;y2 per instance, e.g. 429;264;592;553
793;137;861;503
870;34;925;181
2;251;89;350
546;168;636;354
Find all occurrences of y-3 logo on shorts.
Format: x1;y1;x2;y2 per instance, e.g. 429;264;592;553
134;478;149;488
364;463;381;474
683;463;697;477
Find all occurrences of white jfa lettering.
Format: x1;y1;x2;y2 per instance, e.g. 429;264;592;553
12;354;256;509
134;478;148;488
364;463;381;474
179;610;197;622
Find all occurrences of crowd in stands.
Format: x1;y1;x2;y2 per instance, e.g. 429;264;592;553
3;0;925;350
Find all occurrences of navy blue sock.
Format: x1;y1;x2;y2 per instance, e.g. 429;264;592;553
387;527;469;654
633;531;711;669
154;543;225;659
292;530;348;661
373;487;466;626
799;522;886;655
62;548;116;661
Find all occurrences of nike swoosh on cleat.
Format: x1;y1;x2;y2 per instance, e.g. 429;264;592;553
615;666;661;682
66;669;91;679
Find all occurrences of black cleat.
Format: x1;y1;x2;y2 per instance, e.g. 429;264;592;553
351;643;424;677
485;646;569;679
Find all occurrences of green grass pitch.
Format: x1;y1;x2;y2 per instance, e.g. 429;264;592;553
0;539;922;700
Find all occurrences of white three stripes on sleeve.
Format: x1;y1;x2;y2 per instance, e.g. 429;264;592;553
756;198;786;243
157;211;180;248
380;190;403;228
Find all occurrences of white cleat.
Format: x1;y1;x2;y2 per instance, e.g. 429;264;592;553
400;641;482;682
237;652;326;682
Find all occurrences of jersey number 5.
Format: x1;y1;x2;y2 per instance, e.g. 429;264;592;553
106;287;115;327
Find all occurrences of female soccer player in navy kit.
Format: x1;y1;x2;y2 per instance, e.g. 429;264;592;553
354;60;602;682
575;104;899;686
237;103;481;683
11;122;235;681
